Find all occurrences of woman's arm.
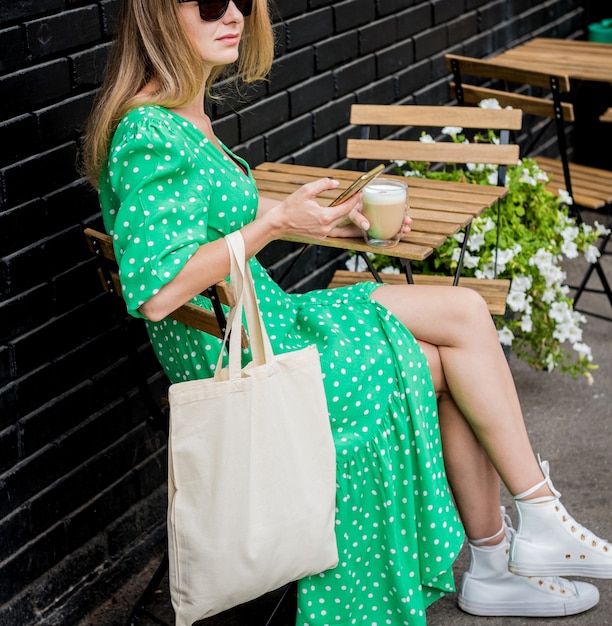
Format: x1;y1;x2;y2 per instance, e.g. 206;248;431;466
139;177;362;321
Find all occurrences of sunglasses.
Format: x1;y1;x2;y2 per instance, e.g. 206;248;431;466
177;0;253;22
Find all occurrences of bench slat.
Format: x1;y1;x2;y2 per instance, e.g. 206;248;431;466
328;270;510;315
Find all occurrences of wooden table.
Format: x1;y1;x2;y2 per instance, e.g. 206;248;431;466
489;38;612;84
253;163;508;263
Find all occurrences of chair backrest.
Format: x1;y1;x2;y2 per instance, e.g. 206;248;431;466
346;104;522;172
84;227;247;347
444;54;576;196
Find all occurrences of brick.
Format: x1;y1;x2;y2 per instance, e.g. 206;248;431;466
334;0;377;33
376;40;415;77
334;55;377;97
0;425;18;474
0;114;39;168
285;8;334;50
397;4;432;39
239;92;290;141
356;76;397;104
0;26;25;72
0;60;71;120
0;142;78;209
395;58;433;100
70;42;112;87
414;23;449;61
265;115;314;162
293;135;340;168
377;0;419;17
0;346;10;386
480;2;507;31
0;522;66;601
448;13;479;47
100;0;121;36
312;94;355;139
36;92;96;148
432;0;464;24
275;0;308;19
314;30;359;72
289;73;334;117
0;0;63;25
25;6;101;59
212;114;240;148
268;48;315;95
359;15;400;55
18;382;91;458
0;199;47;257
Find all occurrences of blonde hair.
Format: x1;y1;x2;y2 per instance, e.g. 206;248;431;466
81;0;275;187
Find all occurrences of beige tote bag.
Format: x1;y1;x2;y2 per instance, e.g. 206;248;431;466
166;230;339;626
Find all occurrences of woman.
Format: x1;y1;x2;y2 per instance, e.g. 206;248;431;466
82;1;611;623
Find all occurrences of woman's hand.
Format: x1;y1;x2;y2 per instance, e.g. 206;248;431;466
258;177;364;240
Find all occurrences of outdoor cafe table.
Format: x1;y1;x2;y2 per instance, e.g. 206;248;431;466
487;37;612;84
252;162;508;275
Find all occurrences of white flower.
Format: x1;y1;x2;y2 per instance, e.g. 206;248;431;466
468;231;486;251
519;169;537;186
549;300;572;323
573;342;593;361
498;326;514;345
593;220;611;236
558;188;573;205
442;126;463;136
584;245;601;264
520;314;533;333
507;290;527;312
511;274;532;293
419;133;435;143
349;255;370;272
393;159;407;167
487;171;499;186
380;265;400;274
561;240;579;259
467;162;485;172
463;251;481;269
561;225;579;242
479;98;502;109
475;263;497;279
496;248;516;265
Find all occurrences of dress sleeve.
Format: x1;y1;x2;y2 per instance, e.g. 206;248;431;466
105;113;212;317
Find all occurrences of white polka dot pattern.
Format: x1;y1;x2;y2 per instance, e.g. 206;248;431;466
98;106;464;625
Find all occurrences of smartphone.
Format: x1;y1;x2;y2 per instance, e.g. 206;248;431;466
329;163;385;206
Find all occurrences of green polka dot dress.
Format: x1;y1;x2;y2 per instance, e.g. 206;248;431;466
99;106;464;625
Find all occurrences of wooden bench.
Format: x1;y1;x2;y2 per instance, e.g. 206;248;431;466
328;269;510;316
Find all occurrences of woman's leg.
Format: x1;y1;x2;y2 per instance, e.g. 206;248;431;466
374;283;612;582
418;339;503;543
416;325;601;618
373;284;551;498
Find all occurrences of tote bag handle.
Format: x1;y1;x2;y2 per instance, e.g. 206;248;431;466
214;230;274;380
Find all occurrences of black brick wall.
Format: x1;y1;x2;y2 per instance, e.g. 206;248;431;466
0;1;587;623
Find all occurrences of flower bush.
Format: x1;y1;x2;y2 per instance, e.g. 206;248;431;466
359;99;609;381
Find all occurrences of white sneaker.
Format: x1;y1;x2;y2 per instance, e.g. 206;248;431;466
510;497;612;578
459;511;600;617
509;458;612;579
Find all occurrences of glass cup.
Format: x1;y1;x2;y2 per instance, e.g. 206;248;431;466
360;178;408;248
